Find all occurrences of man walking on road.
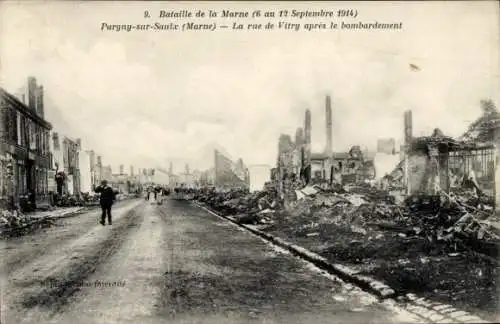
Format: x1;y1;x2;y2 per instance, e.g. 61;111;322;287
94;180;116;225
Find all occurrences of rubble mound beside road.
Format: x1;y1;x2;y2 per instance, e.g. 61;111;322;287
1;209;57;238
193;184;499;321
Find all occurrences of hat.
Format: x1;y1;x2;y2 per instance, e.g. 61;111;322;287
101;180;108;185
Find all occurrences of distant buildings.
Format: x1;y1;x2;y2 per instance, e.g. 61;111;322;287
377;138;396;155
79;150;97;193
213;150;249;189
50;133;81;196
102;165;112;182
180;163;194;185
275;94;376;187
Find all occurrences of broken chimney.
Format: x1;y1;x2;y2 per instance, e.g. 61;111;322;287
325;95;333;155
304;109;311;165
295;127;304;147
27;77;37;111
35;85;44;118
404;110;413;145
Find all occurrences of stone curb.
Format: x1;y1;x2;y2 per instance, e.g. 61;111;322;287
191;201;493;324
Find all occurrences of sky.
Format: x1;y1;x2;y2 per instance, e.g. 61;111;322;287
1;1;499;173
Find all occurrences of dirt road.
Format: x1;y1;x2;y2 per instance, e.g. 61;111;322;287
2;198;422;324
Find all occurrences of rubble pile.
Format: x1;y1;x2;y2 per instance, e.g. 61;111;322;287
0;209;56;238
193;182;499;254
196;187;279;225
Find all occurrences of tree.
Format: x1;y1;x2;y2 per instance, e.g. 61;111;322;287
480;99;498;116
461;99;499;142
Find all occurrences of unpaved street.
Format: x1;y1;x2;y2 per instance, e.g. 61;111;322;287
2;198;421;324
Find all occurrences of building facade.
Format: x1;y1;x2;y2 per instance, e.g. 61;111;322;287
1;79;52;210
79;150;96;193
51;133;81;196
101;165;113;182
110;173;129;193
310;153;331;184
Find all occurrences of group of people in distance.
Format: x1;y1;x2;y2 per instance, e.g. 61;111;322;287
145;185;170;204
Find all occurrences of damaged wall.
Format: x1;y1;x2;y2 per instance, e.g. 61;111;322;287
407;153;428;194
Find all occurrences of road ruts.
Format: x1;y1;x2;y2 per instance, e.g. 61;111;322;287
3;198;424;324
1;199;145;324
1;199;142;274
151;199;421;324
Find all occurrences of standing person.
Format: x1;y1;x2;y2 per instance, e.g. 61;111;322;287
94;180;116;225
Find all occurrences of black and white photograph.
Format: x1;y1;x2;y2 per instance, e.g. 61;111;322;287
0;1;499;323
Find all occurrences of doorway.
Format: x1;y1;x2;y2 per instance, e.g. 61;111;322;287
26;159;36;206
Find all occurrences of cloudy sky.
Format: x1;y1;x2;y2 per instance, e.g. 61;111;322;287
1;1;498;173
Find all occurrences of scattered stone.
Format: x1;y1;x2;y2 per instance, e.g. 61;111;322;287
428;314;445;321
458;315;483;322
406;293;418;301
440;308;457;314
433;304;452;311
333;295;346;302
449;311;469;318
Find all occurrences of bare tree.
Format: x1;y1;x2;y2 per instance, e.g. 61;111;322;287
461;99;499;142
480;99;498;115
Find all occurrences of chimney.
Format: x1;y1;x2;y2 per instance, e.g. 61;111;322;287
130;165;134;176
97;155;102;166
295;127;304;147
36;85;44;118
89;151;95;171
404;110;413;145
304;109;311;165
120;164;124;175
169;162;173;175
403;110;413;195
75;138;81;149
27;77;37;111
325;95;333;155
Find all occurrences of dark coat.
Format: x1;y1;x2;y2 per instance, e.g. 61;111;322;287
95;185;116;206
